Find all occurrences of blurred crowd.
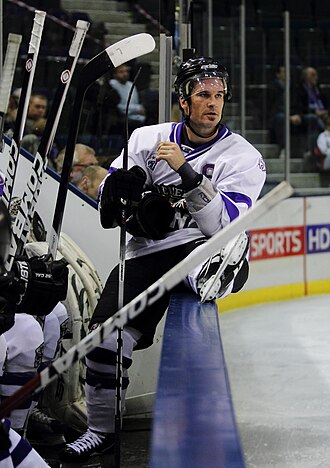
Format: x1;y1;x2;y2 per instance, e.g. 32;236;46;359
4;61;330;207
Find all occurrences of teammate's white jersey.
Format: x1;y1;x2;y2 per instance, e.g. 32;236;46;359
101;122;266;258
0;419;49;467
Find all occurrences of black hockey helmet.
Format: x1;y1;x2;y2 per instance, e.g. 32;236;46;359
0;200;11;267
174;56;232;101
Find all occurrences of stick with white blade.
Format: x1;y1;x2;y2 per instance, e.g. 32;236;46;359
0;33;22;150
5;20;90;270
2;10;46;209
0;180;293;418
48;33;156;260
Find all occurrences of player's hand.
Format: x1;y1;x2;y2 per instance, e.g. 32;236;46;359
104;166;146;204
156;142;186;171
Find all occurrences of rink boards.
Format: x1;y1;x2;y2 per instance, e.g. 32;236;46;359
3;145;329;310
219;195;330;311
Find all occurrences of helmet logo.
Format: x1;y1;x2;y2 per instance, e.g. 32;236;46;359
201;64;218;70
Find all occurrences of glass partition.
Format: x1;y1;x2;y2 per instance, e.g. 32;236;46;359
213;2;330;194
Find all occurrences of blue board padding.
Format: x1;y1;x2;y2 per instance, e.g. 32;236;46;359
150;293;245;468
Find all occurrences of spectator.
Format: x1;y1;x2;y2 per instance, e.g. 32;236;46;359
55;143;98;185
110;64;146;133
21;117;59;168
267;65;301;157
83;77;122;136
268;65;329;158
291;66;329;154
294;67;328;127
25;93;48;135
314;115;330;171
4;88;21;134
20;117;46;156
77;165;108;200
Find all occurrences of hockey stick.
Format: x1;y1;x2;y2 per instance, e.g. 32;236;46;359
5;20;90;270
47;33;156;259
115;67;142;467
0;180;293;418
0;33;22;151
2;10;46;209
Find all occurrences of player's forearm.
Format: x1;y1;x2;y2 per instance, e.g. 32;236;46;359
177;163;222;236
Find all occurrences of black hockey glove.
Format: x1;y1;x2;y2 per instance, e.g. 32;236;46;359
0;298;15;335
12;254;69;316
0;418;11;450
0;268;18;305
126;192;175;240
100;166;147;229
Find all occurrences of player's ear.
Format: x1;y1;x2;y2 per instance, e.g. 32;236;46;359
179;97;189;115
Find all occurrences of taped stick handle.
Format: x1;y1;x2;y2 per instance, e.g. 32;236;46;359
69;20;89;57
0;34;22;114
28;10;46;54
48;19;90;155
17;10;46;143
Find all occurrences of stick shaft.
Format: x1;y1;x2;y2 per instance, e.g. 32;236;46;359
0;181;293;418
114;67;142;466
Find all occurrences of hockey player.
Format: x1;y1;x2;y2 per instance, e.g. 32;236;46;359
0;200;68;467
0;195;69;438
60;56;266;463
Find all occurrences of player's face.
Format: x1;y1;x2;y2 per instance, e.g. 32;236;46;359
181;78;225;132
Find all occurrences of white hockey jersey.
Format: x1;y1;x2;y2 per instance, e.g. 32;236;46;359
0;419;49;467
101;122;266;259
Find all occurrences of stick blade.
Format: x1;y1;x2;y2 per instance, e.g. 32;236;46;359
106;33;156;67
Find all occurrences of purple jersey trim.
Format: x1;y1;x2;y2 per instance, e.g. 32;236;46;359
11;438;33;466
170;123;232;161
221;191;252;221
170;122;182;143
108;166;118;175
0;171;4;197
